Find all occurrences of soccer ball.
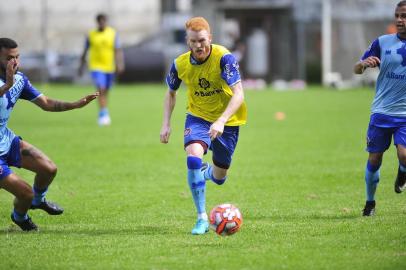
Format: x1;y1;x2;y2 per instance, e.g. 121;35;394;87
209;203;243;236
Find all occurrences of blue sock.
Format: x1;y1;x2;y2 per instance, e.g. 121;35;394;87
211;175;227;185
399;162;406;173
99;108;108;117
13;209;28;222
365;161;381;202
202;164;227;185
187;156;206;216
32;186;48;206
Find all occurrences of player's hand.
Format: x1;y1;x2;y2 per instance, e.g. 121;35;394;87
209;118;226;140
5;59;18;88
160;124;171;143
74;92;99;108
362;56;380;69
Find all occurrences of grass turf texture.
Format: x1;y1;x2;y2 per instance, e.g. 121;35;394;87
0;84;405;269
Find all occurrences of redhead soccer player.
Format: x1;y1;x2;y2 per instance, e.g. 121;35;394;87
160;17;247;234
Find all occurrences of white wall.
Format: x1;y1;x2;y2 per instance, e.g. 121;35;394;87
0;0;161;54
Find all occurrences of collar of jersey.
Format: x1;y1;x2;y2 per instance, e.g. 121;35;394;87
189;45;212;65
397;33;406;42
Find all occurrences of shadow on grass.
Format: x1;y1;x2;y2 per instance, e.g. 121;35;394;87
247;212;361;221
0;224;181;236
307;213;360;220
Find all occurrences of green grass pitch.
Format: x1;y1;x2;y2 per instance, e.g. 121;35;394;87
0;84;405;269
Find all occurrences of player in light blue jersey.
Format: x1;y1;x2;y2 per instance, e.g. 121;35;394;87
354;1;406;216
0;38;98;231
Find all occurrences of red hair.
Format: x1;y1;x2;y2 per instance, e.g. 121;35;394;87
185;17;210;33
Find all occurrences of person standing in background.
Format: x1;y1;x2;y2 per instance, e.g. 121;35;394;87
79;13;124;126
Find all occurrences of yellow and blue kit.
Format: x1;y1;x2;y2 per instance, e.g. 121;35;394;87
166;44;247;168
85;26;120;89
166;44;247;126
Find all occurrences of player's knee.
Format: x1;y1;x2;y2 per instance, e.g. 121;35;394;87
26;189;34;202
45;162;58;178
368;156;382;166
185;139;207;154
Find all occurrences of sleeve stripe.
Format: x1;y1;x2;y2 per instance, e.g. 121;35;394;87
30;93;43;102
229;80;242;87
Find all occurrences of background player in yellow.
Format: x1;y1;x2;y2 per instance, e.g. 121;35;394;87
79;13;124;126
160;17;247;235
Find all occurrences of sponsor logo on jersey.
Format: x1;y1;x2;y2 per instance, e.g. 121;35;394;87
386;71;406;80
198;78;210;90
6;77;24;109
194;89;224;97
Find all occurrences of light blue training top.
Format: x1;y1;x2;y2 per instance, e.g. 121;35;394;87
0;72;42;156
362;33;406;117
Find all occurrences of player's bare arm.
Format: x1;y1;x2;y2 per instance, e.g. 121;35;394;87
0;58;18;96
78;46;88;76
209;81;244;140
115;48;125;75
33;92;99;112
354;56;380;74
160;89;177;144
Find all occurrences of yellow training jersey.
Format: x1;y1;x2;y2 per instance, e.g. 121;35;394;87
88;26;117;73
174;44;247;126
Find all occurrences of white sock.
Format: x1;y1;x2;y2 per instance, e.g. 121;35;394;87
198;212;208;220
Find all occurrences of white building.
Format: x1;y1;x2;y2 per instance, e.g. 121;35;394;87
0;0;161;54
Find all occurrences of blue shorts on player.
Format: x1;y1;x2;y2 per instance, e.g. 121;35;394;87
0;136;22;180
184;114;239;169
91;71;115;90
366;113;406;153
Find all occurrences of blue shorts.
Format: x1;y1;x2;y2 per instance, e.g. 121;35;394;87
91;71;115;90
0;136;22;180
184;114;240;169
366;113;406;153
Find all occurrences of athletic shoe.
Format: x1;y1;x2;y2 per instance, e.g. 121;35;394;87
31;199;64;215
11;214;38;231
362;200;376;216
98;115;111;126
395;167;406;193
191;219;209;235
